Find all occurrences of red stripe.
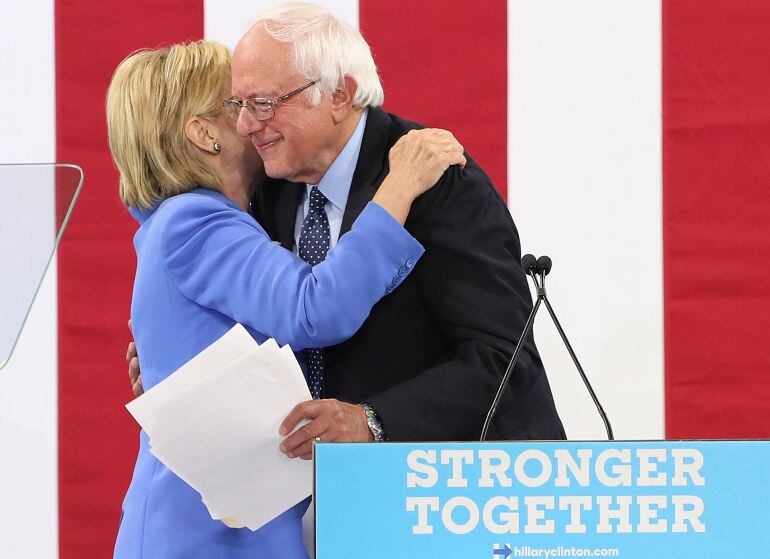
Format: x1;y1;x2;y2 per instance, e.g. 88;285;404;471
359;0;508;199
663;1;770;438
55;2;203;556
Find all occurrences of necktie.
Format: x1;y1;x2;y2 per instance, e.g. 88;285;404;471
297;186;331;399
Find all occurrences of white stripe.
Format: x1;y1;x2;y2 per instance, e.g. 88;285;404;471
204;5;359;556
0;0;58;556
508;0;664;439
204;0;358;51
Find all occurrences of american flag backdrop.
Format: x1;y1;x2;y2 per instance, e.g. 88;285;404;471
0;1;768;557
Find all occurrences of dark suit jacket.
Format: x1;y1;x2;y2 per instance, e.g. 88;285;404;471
251;107;566;441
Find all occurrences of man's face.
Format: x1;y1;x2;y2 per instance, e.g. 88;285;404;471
232;30;337;184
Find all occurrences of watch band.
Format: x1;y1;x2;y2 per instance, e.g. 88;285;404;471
360;402;386;442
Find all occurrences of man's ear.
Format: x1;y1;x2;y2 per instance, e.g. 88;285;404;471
185;116;219;154
330;75;358;124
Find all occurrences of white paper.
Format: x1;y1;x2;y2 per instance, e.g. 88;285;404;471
126;324;312;531
126;324;257;435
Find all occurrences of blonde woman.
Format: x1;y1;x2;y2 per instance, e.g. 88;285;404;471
107;41;463;559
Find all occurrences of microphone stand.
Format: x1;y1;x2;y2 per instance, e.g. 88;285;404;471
480;256;614;441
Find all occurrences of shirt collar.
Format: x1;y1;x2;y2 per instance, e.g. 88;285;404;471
308;108;368;211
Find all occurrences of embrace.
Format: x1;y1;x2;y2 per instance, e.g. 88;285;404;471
108;3;564;558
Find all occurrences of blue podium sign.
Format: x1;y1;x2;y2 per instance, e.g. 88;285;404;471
315;441;770;559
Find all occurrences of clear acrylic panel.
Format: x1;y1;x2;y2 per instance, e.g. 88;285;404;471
0;163;83;369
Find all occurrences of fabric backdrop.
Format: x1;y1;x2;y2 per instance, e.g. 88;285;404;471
0;1;767;557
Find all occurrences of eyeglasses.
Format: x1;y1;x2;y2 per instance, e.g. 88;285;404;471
223;80;318;121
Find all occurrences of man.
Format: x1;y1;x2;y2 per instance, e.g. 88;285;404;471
238;2;566;455
128;3;565;456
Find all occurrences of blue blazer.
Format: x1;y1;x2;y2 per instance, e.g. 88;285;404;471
114;188;423;559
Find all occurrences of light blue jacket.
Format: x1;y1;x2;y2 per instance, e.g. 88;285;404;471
114;188;423;559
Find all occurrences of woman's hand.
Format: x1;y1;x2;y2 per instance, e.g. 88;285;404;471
388;128;466;196
373;129;466;224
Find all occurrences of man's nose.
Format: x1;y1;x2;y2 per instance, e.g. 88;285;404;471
236;108;266;137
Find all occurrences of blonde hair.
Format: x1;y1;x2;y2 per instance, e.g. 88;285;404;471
106;41;231;210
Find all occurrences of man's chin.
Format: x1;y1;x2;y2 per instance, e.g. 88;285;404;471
263;161;294;181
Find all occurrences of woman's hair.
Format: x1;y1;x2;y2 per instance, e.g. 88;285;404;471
106;41;231;210
253;2;384;108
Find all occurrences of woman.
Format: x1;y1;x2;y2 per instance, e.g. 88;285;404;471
107;41;463;559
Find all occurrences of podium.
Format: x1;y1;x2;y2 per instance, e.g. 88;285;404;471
315;440;770;558
0;163;83;369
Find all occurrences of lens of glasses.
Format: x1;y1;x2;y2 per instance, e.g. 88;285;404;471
221;99;276;121
222;100;240;121
245;99;275;121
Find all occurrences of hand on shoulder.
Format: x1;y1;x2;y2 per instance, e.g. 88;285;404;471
386;128;467;198
372;129;466;224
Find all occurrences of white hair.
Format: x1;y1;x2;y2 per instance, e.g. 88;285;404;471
253;2;384;108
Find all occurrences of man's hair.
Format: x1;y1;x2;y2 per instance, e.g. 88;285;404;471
106;41;231;210
253;2;384;108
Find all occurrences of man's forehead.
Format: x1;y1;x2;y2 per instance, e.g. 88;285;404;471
231;69;301;98
232;31;295;95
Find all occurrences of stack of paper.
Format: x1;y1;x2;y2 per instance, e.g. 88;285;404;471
126;324;313;531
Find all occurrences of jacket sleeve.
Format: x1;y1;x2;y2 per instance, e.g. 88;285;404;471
159;195;424;351
365;164;544;440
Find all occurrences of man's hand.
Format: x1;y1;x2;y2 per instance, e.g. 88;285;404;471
126;319;144;397
279;399;373;460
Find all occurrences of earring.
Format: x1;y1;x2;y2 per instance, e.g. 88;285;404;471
213;142;222;153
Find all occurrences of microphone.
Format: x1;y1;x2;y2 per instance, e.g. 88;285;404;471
480;254;614;441
521;253;537;276
536;255;552;275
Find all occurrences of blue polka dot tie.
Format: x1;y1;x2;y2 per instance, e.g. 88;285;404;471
298;186;331;399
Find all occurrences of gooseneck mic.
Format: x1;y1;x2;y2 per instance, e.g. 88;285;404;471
480;254;614;441
521;253;538;275
479;254;543;442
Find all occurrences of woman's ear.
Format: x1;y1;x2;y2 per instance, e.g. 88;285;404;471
330;75;358;124
185;116;219;155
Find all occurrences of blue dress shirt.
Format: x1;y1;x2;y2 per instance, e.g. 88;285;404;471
293;109;367;251
114;187;423;559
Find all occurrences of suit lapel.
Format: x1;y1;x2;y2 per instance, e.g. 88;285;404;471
340;108;394;237
270;180;305;250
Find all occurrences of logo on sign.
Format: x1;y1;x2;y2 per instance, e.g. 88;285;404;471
493;543;512;558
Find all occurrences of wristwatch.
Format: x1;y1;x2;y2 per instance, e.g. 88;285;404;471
360;402;386;442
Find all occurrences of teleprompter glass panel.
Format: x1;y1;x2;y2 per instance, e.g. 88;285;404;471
0;163;83;369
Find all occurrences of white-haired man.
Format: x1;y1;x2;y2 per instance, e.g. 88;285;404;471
229;2;565;459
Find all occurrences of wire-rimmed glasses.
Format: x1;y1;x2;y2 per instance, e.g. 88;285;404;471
223;80;318;121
